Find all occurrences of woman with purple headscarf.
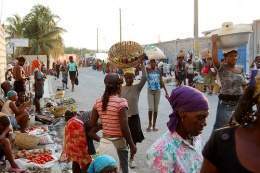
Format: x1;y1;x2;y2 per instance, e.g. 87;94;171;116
146;86;209;173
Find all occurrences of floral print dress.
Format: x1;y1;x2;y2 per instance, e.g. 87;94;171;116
146;131;203;173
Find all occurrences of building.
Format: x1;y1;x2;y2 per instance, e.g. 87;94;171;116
149;37;210;64
148;20;260;73
0;25;6;83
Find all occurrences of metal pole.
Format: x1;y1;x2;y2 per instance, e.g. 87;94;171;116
97;28;99;53
194;0;199;57
119;8;122;42
12;43;15;59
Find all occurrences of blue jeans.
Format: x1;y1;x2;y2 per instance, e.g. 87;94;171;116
213;100;237;130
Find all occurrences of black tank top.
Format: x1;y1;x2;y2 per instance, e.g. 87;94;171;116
203;126;252;173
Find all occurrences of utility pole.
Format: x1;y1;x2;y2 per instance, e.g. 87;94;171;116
194;0;199;57
96;28;99;53
119;8;122;42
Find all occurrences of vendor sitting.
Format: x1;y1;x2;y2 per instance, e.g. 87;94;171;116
1;90;29;132
1;81;12;97
0;115;26;173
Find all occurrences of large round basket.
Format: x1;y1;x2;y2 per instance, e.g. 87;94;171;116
14;132;40;149
108;41;144;69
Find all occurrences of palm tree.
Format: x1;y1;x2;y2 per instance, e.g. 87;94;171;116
5;14;26;58
5;5;65;68
22;5;65;68
5;14;24;38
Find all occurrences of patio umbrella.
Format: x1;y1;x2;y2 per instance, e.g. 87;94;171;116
144;45;166;60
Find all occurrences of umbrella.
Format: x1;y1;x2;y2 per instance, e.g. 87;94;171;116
144;45;166;60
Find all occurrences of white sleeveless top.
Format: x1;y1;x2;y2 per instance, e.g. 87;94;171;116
1;100;15;116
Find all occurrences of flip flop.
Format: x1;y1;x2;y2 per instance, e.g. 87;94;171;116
146;127;152;132
8;167;27;173
152;128;159;132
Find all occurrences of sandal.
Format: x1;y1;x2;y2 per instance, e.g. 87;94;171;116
152;128;159;132
146;127;152;132
8;167;27;173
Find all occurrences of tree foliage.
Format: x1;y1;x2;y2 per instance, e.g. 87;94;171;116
64;47;95;56
5;5;65;67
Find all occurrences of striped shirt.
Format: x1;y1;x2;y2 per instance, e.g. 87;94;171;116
94;96;128;137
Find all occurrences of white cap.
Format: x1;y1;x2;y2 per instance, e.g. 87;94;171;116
223;48;237;54
255;53;260;57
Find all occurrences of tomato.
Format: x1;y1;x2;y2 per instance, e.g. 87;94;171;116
27;153;54;164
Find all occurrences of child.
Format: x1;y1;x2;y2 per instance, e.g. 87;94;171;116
88;155;118;173
61;110;93;173
61;66;68;90
0;115;26;173
1;90;29;132
193;72;205;92
34;68;45;114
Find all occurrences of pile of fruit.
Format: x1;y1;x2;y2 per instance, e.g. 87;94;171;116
27;153;54;165
27;126;48;133
15;149;54;165
62;98;76;105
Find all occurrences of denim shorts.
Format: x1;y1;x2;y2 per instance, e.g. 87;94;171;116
9;116;20;129
213;100;237;130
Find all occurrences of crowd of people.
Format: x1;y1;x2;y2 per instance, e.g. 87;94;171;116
0;34;259;173
59;35;259;173
51;56;79;91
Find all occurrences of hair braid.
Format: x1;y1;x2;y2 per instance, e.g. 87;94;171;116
102;85;120;111
233;86;258;126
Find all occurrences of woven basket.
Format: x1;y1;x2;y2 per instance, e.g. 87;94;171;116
108;41;144;69
55;90;65;99
14;132;40;149
213;83;221;94
52;106;67;118
195;83;205;92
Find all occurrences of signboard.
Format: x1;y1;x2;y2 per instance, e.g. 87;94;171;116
9;38;29;47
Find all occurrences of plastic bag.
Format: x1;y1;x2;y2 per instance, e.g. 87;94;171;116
39;135;54;145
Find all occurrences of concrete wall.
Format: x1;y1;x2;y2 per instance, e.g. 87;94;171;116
0;26;6;83
150;37;211;64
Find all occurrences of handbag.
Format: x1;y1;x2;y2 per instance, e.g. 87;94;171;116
75;76;79;85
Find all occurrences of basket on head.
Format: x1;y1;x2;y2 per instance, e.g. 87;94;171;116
108;41;144;69
14;132;40;149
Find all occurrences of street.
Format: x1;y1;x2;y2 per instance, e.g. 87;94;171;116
61;67;218;173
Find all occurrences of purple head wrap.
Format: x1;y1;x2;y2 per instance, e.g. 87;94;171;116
167;86;209;133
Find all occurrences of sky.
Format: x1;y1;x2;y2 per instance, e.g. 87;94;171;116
1;0;260;50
